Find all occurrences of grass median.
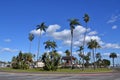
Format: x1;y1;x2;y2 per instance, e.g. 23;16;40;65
0;68;112;73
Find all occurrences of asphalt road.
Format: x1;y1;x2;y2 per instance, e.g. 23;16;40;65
0;72;120;80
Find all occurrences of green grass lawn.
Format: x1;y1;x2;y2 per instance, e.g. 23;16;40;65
0;68;112;73
57;68;112;73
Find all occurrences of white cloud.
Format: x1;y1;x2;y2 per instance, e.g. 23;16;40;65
47;24;60;34
46;25;88;46
47;24;70;40
107;14;120;23
102;53;110;56
73;41;80;46
85;36;101;43
0;48;18;53
30;29;45;36
30;24;120;50
63;40;71;46
73;52;78;55
88;31;98;35
117;54;120;57
46;24;118;49
4;39;11;42
57;51;64;55
112;25;117;29
102;43;120;49
74;25;87;34
84;35;105;46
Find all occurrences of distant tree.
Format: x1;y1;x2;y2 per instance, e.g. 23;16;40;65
102;59;110;67
68;18;80;69
36;22;47;62
109;52;117;67
28;33;34;53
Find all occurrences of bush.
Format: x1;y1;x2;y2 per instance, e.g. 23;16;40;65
11;51;33;69
42;51;61;71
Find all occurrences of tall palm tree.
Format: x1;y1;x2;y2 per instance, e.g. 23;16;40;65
109;52;117;67
36;22;47;61
65;49;70;56
83;13;90;69
68;18;80;69
28;33;34;53
87;39;100;70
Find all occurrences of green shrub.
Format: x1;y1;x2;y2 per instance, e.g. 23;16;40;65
42;51;61;71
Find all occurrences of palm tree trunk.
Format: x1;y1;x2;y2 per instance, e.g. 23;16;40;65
93;48;95;70
113;58;114;67
29;41;32;53
37;31;41;67
82;23;88;70
70;33;73;69
82;51;85;70
95;48;97;68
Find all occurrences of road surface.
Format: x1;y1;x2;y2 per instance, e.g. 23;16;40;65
0;72;120;80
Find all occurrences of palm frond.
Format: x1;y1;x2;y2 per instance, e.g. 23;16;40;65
36;22;47;32
83;13;89;23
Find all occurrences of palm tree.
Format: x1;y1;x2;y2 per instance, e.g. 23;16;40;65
77;46;84;69
42;50;60;71
43;40;59;70
28;33;34;53
96;53;102;68
36;22;47;61
94;43;101;61
84;52;91;68
68;18;80;69
87;39;100;70
65;49;70;56
77;46;84;53
109;52;117;67
82;13;90;69
33;54;36;61
96;53;101;61
23;53;33;63
18;51;23;61
44;40;57;52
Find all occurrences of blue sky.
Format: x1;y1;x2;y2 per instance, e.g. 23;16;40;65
0;0;120;65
